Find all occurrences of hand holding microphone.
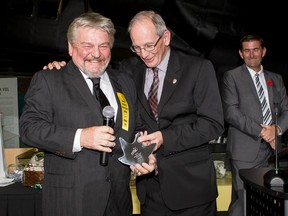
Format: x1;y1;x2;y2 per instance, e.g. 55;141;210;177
101;106;115;166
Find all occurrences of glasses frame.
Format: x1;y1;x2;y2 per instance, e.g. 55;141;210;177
130;35;162;53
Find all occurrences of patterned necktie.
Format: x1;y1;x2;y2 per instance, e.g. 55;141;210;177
90;77;110;109
148;68;159;120
255;73;272;125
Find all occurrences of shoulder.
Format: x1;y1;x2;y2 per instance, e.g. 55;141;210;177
265;69;283;79
171;48;215;73
223;65;243;77
172;48;207;62
30;61;75;85
120;56;142;68
119;56;145;78
107;66;134;87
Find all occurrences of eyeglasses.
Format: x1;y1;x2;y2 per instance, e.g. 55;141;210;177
130;36;162;53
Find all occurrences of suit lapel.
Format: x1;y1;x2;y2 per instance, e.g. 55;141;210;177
241;65;260;103
65;61;103;125
107;69;122;133
158;50;181;115
134;62;154;117
241;65;275;122
134;50;182;119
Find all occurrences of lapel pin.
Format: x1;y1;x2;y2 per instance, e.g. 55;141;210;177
172;79;177;84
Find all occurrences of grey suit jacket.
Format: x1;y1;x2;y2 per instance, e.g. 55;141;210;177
19;61;143;216
222;64;288;162
120;48;224;210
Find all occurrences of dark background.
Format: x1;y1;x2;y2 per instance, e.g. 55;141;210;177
0;0;288;143
0;0;287;77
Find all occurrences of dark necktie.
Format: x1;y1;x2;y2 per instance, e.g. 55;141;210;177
255;73;272;125
90;77;110;109
148;68;159;120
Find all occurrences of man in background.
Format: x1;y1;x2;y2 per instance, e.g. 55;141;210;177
222;34;288;216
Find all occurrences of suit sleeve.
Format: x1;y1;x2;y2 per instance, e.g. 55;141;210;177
19;71;77;159
274;75;288;133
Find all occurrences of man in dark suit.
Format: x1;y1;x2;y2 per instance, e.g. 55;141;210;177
222;34;288;216
19;12;156;216
120;10;224;216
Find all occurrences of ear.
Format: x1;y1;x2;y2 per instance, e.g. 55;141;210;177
238;49;244;59
163;30;171;46
262;47;267;57
68;42;73;56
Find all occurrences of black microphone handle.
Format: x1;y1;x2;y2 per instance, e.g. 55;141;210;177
100;151;108;166
100;117;114;166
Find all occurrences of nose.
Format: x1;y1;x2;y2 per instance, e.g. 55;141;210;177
138;49;149;58
91;46;101;58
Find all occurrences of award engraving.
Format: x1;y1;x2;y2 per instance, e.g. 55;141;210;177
118;132;155;166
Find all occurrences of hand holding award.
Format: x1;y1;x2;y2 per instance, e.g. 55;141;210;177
118;132;156;166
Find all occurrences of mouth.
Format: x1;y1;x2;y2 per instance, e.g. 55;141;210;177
87;59;103;63
143;56;154;64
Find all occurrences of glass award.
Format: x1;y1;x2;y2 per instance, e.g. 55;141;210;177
118;132;155;166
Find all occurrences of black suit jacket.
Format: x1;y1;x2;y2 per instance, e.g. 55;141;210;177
19;61;143;216
120;48;224;210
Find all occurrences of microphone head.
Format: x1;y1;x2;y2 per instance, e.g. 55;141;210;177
102;106;115;118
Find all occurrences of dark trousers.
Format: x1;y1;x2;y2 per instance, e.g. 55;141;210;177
228;142;273;216
141;177;217;216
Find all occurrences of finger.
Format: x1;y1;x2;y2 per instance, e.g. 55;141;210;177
99;145;113;152
133;167;137;179
134;163;154;174
142;162;155;172
55;63;62;70
47;63;54;70
102;140;115;148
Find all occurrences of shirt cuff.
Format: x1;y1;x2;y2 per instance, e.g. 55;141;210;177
73;129;83;152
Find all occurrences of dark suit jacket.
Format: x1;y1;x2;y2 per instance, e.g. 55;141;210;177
120;48;224;210
222;64;288;162
19;61;143;216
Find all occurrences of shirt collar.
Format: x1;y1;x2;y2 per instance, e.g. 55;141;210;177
247;65;263;77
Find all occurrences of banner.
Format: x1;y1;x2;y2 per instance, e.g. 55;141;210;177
0;113;6;177
0;78;19;148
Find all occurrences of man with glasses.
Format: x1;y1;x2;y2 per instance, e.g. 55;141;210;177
120;10;224;216
43;10;224;216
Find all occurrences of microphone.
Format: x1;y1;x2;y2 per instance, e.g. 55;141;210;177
100;106;115;166
264;95;288;187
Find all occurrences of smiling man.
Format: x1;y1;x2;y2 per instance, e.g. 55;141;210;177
222;34;288;216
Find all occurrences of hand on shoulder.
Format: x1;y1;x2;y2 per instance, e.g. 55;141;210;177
43;61;67;70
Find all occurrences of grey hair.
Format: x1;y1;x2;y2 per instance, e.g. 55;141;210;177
128;10;167;36
67;12;116;48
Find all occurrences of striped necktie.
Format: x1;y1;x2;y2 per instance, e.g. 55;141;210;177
148;68;159;121
255;73;272;125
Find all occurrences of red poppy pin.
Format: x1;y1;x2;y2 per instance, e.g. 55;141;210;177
267;80;273;87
